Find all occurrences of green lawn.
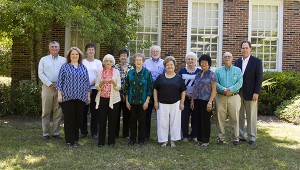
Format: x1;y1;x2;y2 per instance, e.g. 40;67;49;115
0;116;299;169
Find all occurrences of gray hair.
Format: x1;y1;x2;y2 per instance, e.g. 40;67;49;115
103;54;116;65
150;45;161;52
185;52;197;62
133;53;146;62
49;41;60;48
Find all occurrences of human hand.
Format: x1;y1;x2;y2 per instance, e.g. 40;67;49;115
252;93;259;102
49;83;56;90
57;94;62;103
126;101;131;110
143;101;149;110
154;101;159;109
206;102;212;112
180;103;184;111
190;101;194;110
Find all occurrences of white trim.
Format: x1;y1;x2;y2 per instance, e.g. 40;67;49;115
277;1;283;72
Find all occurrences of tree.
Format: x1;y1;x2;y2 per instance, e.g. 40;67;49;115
0;0;141;83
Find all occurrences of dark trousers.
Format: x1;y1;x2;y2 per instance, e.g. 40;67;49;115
116;99;130;138
130;104;146;144
61;99;85;144
194;99;211;143
145;103;154;139
80;89;98;136
181;97;197;138
98;97;120;145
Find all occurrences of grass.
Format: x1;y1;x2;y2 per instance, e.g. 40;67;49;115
0;116;299;169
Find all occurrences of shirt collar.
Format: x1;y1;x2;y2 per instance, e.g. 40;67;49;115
242;55;251;62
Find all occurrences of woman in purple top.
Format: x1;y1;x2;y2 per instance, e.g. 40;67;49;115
57;47;90;150
191;54;216;147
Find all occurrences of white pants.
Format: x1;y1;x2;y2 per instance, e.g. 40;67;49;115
157;101;181;143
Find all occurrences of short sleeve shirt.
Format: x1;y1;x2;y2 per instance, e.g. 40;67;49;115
193;70;216;101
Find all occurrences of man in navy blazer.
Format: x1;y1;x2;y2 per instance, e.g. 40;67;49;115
234;41;263;145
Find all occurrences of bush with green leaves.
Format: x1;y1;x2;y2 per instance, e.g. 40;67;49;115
274;95;300;125
0;50;11;77
0;83;41;116
259;71;300;115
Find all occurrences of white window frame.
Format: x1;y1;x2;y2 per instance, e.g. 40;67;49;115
249;0;283;71
131;0;162;56
187;0;223;70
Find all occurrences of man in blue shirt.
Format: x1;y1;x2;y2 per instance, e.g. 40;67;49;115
143;45;164;141
38;41;66;140
215;52;243;146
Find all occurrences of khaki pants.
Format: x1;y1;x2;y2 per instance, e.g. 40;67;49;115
41;84;62;136
239;92;258;141
216;94;241;141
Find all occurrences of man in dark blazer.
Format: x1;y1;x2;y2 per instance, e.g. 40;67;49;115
234;40;263;145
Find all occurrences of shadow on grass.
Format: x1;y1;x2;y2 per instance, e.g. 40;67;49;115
0;117;299;169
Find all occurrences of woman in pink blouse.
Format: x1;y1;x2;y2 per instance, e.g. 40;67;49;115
95;54;121;147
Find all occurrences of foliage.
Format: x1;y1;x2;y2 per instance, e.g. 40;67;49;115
259;71;300;115
275;95;300;125
0;83;41;116
0;50;11;77
0;118;300;169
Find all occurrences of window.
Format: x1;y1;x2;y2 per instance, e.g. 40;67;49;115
130;0;161;56
249;0;283;71
187;0;223;69
70;30;92;52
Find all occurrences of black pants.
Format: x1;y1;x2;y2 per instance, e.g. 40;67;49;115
194;99;211;143
130;104;146;144
98;97;120;146
61;99;85;144
181;97;197;138
80;89;98;136
145;103;154;139
116;99;130;138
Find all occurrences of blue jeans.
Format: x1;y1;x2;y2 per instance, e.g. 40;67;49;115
181;97;197;138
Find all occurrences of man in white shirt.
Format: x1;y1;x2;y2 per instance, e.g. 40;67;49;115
38;41;66;140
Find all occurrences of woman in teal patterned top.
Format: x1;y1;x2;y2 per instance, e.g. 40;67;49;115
125;53;153;146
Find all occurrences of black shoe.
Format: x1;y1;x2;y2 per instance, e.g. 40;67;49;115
233;141;240;146
98;144;104;148
139;143;145;147
239;138;246;142
128;141;135;146
79;134;87;139
66;143;73;150
248;141;255;145
73;141;80;148
217;139;224;145
43;135;50;140
52;135;63;139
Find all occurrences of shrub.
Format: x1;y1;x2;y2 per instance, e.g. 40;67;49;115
274;95;300;125
0;82;41;116
0;50;11;77
258;71;300;115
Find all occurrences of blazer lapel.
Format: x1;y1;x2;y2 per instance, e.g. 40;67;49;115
244;55;253;74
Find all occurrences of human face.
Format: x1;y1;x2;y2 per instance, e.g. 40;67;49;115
151;48;160;60
241;43;251;58
70;50;79;63
119;53;128;64
104;59;113;68
134;56;144;69
223;55;233;67
86;47;95;58
165;60;175;73
200;60;209;71
49;43;60;57
186;57;196;67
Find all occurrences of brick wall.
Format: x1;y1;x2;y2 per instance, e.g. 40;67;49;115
161;0;188;70
282;1;300;71
223;0;249;61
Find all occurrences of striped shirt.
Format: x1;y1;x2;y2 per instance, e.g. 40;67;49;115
215;65;243;94
179;67;201;95
57;63;90;104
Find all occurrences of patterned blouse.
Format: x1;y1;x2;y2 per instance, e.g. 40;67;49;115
125;67;153;105
57;63;90;104
114;63;134;96
100;67;113;98
193;70;216;101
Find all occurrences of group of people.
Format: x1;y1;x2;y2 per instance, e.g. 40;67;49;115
38;40;262;149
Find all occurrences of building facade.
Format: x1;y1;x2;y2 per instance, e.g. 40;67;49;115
11;0;300;83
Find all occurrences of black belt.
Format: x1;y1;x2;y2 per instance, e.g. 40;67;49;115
218;92;239;96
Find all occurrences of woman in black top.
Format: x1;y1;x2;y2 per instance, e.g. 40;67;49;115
153;56;186;147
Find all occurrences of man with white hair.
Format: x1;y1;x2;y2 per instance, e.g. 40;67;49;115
143;45;165;141
215;52;243;146
38;41;66;140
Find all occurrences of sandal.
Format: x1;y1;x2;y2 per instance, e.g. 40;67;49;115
161;142;168;147
170;141;176;147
